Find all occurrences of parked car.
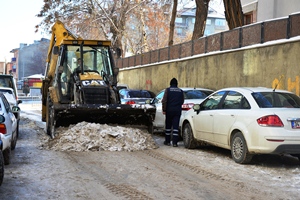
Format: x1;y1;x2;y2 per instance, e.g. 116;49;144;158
180;87;300;164
117;83;129;91
0;75;19;100
0;93;20;165
150;87;214;132
0;87;22;138
0;137;4;186
119;89;156;105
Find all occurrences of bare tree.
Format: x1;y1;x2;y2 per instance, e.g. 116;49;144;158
128;2;170;53
223;0;243;29
192;0;210;40
36;0;136;56
36;0;172;57
168;0;177;46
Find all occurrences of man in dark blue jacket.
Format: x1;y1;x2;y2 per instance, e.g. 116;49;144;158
162;78;184;147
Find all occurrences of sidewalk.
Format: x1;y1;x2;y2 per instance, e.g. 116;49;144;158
19;101;45;129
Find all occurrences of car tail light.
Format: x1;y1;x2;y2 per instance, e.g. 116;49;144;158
126;100;136;105
182;103;194;111
257;115;284;127
0;124;7;134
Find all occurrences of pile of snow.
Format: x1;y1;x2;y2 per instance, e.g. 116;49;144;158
40;121;158;152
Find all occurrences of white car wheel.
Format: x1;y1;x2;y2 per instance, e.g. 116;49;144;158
182;123;197;149
231;132;253;164
3;147;11;165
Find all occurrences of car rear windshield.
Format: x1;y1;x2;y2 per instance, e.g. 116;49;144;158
128;91;154;98
184;90;213;99
252;92;300;108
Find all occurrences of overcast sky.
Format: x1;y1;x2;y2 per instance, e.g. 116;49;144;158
0;0;225;62
0;0;48;62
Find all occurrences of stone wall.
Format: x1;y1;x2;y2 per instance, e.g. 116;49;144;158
118;39;300;96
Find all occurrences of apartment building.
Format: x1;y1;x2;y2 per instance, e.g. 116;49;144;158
242;0;300;24
175;6;228;37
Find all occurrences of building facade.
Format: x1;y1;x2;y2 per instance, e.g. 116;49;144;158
242;0;300;24
175;6;228;38
10;38;50;81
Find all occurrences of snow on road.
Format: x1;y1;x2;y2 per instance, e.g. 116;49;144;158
19;101;158;152
40;122;158;152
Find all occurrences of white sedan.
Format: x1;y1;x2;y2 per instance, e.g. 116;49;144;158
180;87;300;164
0;93;19;165
151;87;214;132
0;87;22;137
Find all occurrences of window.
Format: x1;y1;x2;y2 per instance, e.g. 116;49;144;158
156;91;164;101
1;95;11;113
176;28;183;35
222;91;249;109
244;12;253;25
206;19;211;25
128;90;153;98
252;92;300;108
175;17;183;23
201;91;225;110
184;90;213;99
204;30;211;36
215;19;225;26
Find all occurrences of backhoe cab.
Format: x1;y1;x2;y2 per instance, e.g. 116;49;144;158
42;21;155;138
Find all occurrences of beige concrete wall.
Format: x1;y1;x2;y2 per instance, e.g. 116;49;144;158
118;39;300;96
0;62;5;74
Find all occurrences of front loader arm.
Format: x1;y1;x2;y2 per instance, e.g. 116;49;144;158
45;20;83;79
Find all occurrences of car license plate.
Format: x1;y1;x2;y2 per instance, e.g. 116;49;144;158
291;121;300;129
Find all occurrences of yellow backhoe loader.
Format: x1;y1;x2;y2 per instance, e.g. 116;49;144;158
42;20;155;138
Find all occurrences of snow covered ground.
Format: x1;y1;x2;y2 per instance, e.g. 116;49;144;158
17;100;300;199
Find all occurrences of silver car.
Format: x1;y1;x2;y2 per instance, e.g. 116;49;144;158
119;89;156;105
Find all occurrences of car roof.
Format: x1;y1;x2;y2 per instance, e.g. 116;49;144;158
215;87;293;94
157;87;214;94
120;89;152;92
0;87;14;91
180;87;214;91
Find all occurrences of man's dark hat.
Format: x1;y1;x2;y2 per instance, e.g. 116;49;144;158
170;78;178;86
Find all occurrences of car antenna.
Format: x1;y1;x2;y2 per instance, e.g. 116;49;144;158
273;75;284;92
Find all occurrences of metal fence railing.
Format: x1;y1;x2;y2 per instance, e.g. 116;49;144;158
116;12;300;69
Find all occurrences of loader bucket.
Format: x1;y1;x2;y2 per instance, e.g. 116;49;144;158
48;102;156;136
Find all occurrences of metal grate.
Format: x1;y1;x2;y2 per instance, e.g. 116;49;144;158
82;87;109;104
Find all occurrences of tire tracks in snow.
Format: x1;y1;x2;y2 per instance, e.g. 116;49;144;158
63;152;154;200
142;149;279;199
